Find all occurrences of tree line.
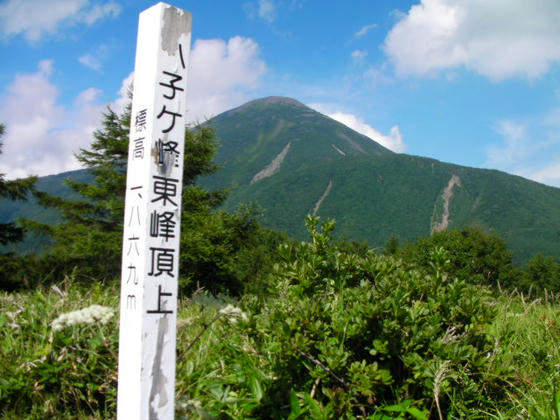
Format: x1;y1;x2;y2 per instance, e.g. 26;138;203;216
0;106;285;292
0;104;559;295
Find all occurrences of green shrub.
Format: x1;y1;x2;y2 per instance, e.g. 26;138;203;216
400;226;521;289
4;217;558;419
238;216;506;418
521;254;560;294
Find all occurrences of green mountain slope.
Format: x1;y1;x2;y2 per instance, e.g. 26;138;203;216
200;97;560;264
0;169;92;254
2;96;559;263
203;96;390;188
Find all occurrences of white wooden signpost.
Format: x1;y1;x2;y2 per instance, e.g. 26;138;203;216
117;3;192;419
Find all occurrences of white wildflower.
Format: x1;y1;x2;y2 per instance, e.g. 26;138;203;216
218;304;248;323
52;304;114;331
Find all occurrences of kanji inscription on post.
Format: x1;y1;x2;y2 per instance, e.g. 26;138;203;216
117;3;192;419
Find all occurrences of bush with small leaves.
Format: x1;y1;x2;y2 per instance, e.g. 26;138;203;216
239;216;508;418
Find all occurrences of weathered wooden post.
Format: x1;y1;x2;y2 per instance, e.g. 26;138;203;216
117;3;192;419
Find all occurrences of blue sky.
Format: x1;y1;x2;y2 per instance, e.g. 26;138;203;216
1;0;560;188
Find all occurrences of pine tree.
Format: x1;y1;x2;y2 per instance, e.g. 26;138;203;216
0;123;37;245
26;104;261;292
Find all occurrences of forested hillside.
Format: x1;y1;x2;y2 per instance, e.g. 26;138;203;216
202;97;560;264
3;97;560;265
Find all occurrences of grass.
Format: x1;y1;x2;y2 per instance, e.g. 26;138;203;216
486;291;560;419
0;279;559;419
0;280;265;419
0;279;119;419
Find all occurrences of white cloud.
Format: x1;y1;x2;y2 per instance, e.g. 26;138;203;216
351;50;368;63
384;0;560;81
78;44;109;71
258;0;277;23
363;63;393;85
327;111;406;153
244;0;278;23
112;72;133;114
526;163;560;187
485;118;560;187
78;54;102;71
0;61;103;178
81;1;120;25
186;36;267;122
0;0;121;42
354;23;377;39
486;120;529;166
0;35;267;178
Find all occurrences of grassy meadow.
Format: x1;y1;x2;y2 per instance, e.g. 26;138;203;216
1;226;559;419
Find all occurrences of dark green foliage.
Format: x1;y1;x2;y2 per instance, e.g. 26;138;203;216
521;254;560;293
198;97;560;264
22;106;133;282
4;97;560;264
0;124;37;246
22;104;224;282
237;216;505;418
401;226;520;289
2;218;559;418
0;124;38;290
0;170;94;260
384;235;400;255
179;204;287;296
0;254;44;291
11;105;281;296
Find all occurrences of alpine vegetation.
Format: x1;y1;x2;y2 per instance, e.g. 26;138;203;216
51;305;114;331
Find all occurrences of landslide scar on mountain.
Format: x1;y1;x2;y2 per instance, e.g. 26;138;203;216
332;144;346;156
251;142;291;184
313;180;333;216
432;175;462;233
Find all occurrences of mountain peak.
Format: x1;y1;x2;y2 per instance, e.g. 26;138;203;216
210;96;392;159
251;96;307;107
224;96;308;116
